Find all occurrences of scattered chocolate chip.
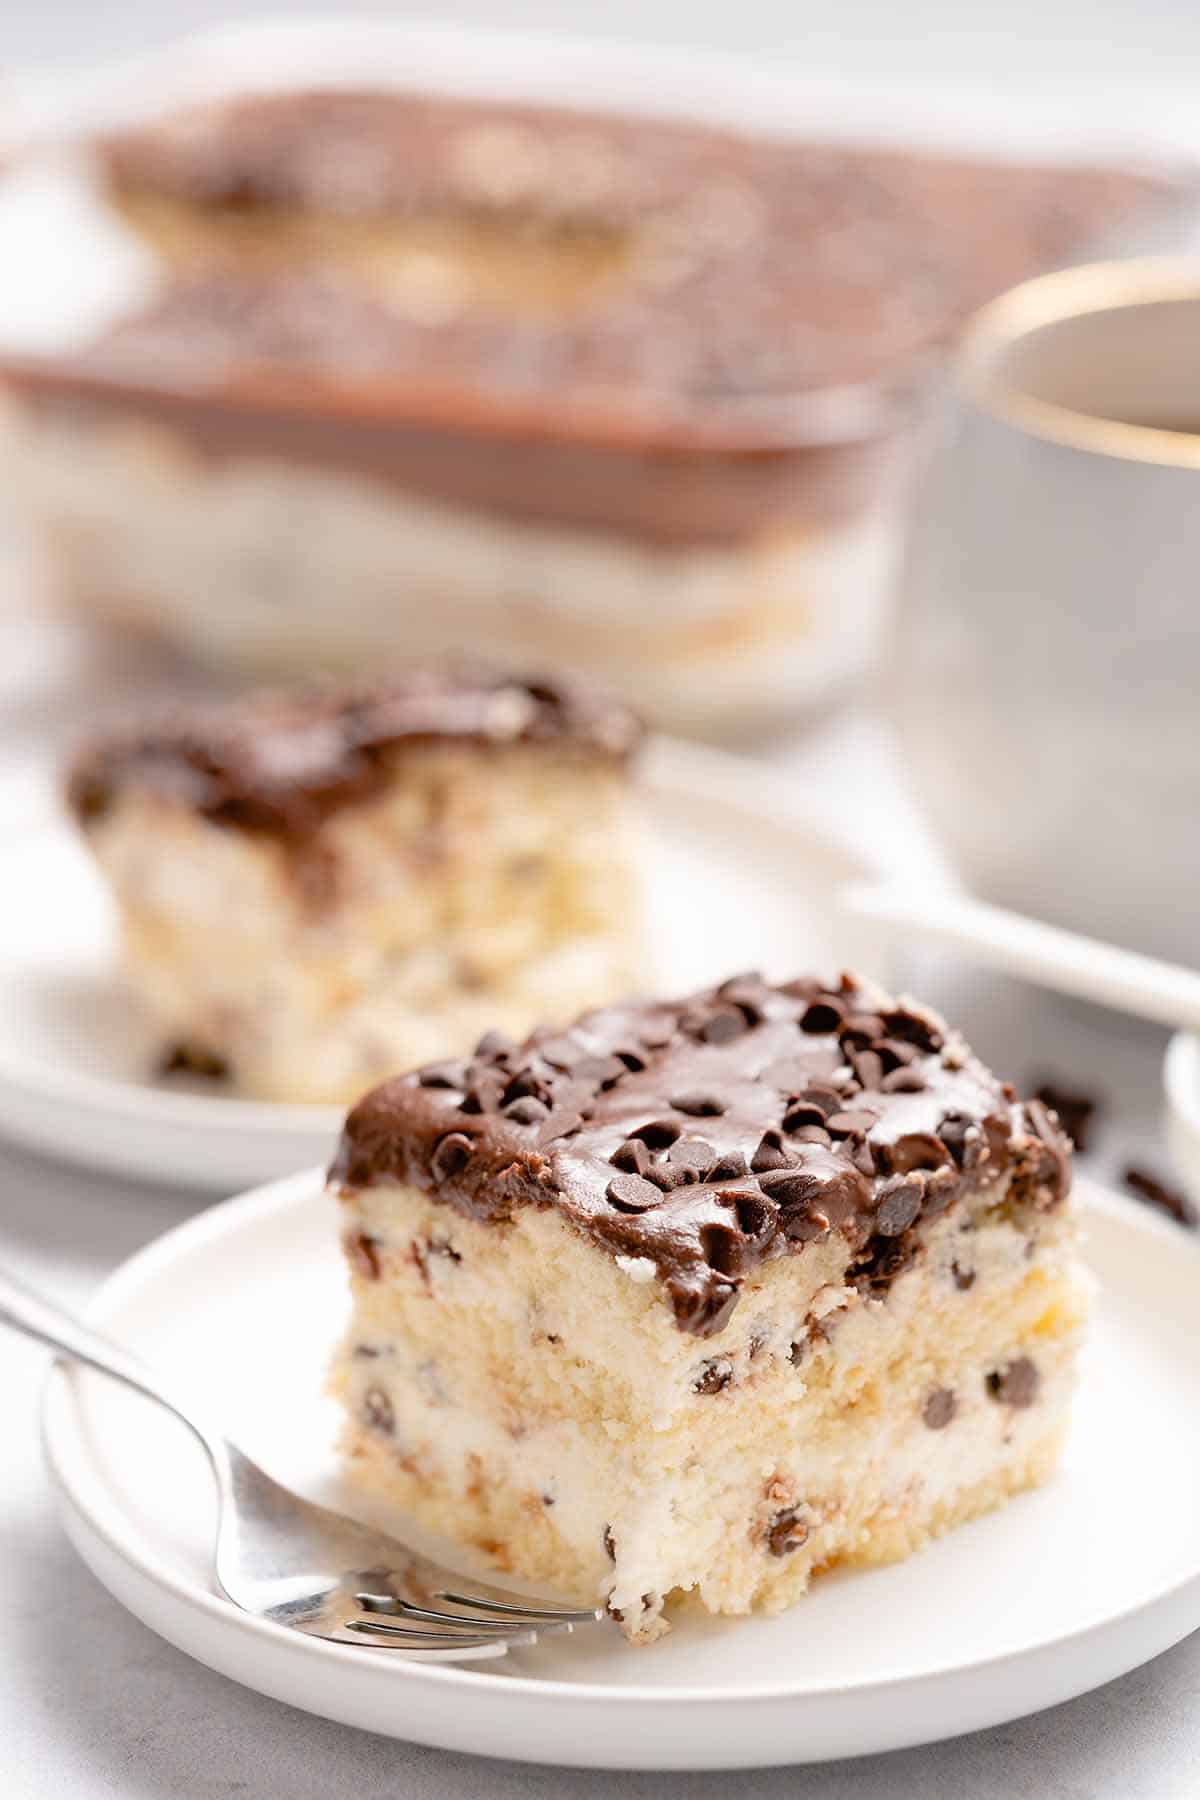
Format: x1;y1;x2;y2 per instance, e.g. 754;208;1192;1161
613;1047;648;1073
610;1137;652;1176
537;1109;584;1146
1033;1082;1098;1151
751;1128;792;1174
603;1526;616;1562
1122;1165;1196;1227
800;1000;843;1034
668;1137;717;1180
670;1275;738;1336
708;1149;750;1181
539;1035;586;1071
363;1387;394;1435
638;1017;675;1050
923;1387;957;1429
459;1070;504;1114
573;1054;627;1089
986;1357;1039;1408
952;1261;976;1291
938;1113;983;1170
717;974;769;1019
504;1096;549;1126
344;1231;382;1279
629;1118;681;1150
840;1011;886;1043
826;1109;876;1138
802;1084;843;1116
789;1337;808;1366
542;1493;555;1507
430;1131;473;1184
882;1007;944;1053
849;1138;876;1176
875;1174;924;1236
875;1037;918;1069
699;1220;745;1274
723;1190;775;1242
693;1357;734;1394
699;1005;750;1044
767;1507;809;1556
671;1091;726;1117
781;1100;825;1133
474;1029;515;1060
501;1066;546;1105
788;1123;833;1148
352;1343;380;1359
880;1067;927;1093
158;1041;228;1080
850;1049;885;1090
417;1059;468;1090
758;1165;823;1206
607;1173;663;1213
879;1130;953;1174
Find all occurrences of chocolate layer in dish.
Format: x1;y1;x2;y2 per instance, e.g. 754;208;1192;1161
94;88;1172;410
332;971;1071;1335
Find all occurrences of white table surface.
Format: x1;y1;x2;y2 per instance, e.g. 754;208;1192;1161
3;7;1200;1782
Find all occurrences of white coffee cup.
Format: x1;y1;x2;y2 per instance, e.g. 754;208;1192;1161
890;258;1200;965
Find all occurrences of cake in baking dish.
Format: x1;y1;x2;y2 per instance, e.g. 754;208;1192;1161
0;87;1177;725
67;666;643;1104
328;970;1085;1641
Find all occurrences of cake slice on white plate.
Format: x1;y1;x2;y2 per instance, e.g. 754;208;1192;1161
329;971;1085;1641
68;665;643;1103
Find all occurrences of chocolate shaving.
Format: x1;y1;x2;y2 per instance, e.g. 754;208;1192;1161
1123;1165;1196;1228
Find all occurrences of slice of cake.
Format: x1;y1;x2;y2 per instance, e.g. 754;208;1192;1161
329;972;1084;1642
68;667;643;1104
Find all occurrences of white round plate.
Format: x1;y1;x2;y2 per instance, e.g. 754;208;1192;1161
0;738;882;1190
42;1169;1200;1770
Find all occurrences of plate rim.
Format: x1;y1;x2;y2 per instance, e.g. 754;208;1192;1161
0;734;883;1155
41;1162;1200;1712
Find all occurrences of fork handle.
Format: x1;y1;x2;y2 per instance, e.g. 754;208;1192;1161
0;1262;223;1463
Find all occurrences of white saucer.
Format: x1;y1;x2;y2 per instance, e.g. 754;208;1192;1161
0;738;879;1190
42;1168;1200;1770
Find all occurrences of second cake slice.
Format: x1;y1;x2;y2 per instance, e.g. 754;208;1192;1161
68;666;643;1103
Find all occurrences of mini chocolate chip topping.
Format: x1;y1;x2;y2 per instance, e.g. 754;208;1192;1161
766;1508;810;1556
986;1357;1040;1408
922;1387;957;1429
1033;1082;1099;1153
1122;1165;1197;1228
330;973;1072;1335
67;663;641;839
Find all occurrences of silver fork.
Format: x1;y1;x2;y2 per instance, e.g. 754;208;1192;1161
2;1266;603;1660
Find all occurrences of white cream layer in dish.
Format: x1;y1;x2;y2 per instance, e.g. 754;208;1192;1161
5;403;902;734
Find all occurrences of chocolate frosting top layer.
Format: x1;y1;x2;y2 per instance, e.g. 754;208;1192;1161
331;972;1071;1336
68;664;640;840
72;88;1175;443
